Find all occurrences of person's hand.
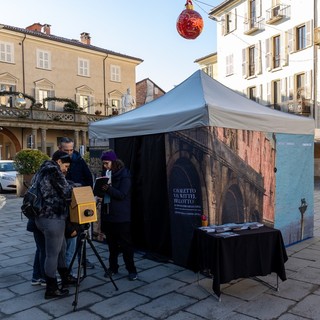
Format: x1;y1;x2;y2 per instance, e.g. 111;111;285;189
101;184;109;191
70;230;77;237
73;183;82;187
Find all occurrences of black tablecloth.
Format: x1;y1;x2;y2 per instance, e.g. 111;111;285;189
188;226;288;297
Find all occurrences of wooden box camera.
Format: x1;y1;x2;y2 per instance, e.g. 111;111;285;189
69;186;97;224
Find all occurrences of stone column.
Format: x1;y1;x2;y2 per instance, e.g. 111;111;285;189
81;130;87;149
32;128;37;149
74;130;80;150
40;128;46;153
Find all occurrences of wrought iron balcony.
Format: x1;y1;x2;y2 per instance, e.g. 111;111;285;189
243;17;264;35
266;4;290;24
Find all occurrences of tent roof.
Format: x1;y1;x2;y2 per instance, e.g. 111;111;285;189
89;70;314;139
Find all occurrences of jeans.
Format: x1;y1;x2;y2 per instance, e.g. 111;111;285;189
65;237;77;273
35;217;67;278
32;227;46;280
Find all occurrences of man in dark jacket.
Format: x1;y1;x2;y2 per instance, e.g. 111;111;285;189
58;137;95;270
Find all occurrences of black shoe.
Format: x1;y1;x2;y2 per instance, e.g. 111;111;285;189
45;288;69;299
62;274;77;287
45;275;69;299
128;272;138;281
104;268;118;278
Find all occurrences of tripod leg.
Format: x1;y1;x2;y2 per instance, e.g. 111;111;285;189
72;237;86;311
68;236;81;275
86;237;119;291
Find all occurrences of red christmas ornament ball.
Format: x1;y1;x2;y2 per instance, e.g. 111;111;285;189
176;8;204;40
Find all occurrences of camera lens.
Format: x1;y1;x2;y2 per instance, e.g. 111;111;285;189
84;209;94;217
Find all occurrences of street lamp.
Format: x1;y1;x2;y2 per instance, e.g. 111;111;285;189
299;198;308;240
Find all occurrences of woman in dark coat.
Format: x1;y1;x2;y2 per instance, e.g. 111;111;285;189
99;150;138;281
35;150;76;299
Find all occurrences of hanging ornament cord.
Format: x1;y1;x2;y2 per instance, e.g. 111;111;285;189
185;0;194;10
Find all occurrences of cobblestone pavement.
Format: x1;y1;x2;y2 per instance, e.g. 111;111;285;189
1;182;320;320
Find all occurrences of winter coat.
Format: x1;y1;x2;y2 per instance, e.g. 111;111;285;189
66;151;93;187
101;165;132;225
35;160;73;220
26;218;37;232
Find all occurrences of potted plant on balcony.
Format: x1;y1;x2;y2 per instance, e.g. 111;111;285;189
14;149;50;196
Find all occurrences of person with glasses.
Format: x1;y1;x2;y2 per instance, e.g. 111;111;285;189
99;150;138;281
58;137;95;271
35;151;77;299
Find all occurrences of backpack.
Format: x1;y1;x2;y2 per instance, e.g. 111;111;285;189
21;174;43;219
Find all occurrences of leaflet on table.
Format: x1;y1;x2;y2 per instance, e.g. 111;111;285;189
212;232;240;238
198;225;232;233
198;222;264;232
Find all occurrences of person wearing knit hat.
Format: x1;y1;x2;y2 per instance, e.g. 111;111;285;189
98;149;138;281
100;150;117;162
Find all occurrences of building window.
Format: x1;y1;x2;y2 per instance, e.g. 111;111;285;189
288;21;311;53
110;65;121;82
78;58;89;77
38;89;53;110
249;0;257;29
297;25;306;50
249;46;255;76
296;73;305;99
79;95;90;112
273;35;280;69
248;87;256;101
203;65;213;77
37;50;51;70
226;13;231;33
272;80;281;110
112;99;120;115
0;84;15;107
0;41;14;63
222;9;236;35
226;54;234;76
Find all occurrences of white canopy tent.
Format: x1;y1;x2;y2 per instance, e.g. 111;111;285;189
89;70;314;140
89;70;315;265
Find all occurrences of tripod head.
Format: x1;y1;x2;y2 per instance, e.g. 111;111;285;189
77;223;91;240
81;223;90;231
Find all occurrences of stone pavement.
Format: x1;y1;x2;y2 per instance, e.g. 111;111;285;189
1;182;320;320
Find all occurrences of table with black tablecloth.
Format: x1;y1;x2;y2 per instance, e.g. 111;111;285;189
188;226;288;298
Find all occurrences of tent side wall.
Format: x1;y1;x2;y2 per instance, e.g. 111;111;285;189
274;133;314;244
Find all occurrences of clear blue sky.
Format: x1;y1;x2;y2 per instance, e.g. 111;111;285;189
2;0;219;92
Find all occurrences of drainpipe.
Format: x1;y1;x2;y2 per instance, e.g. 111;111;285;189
21;34;27;94
314;0;318;126
103;54;109;111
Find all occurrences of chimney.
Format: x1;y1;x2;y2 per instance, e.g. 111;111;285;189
26;23;43;32
43;24;51;35
80;32;91;45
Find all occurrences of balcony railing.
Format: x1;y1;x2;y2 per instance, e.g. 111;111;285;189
244;17;264;35
0;105;105;123
266;4;290;24
287;99;311;116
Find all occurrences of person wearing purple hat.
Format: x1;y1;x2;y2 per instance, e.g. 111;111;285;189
98;149;138;281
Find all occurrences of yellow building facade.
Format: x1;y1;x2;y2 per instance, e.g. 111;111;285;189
0;22;142;159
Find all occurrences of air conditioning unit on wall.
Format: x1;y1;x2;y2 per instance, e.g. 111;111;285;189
315;27;320;45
